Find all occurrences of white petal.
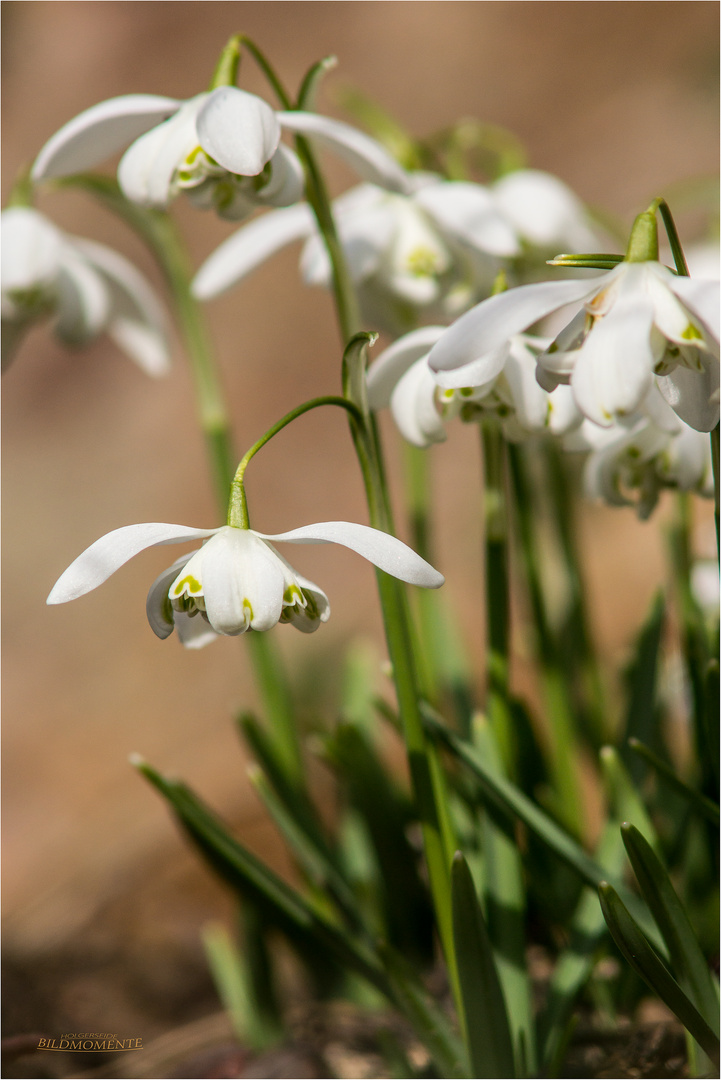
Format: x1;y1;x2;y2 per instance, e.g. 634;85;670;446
32;95;182;180
283;571;331;633
503;338;550;431
278;111;414;195
366;326;446;409
256;521;444;588
664;273;720;344
431;342;510;391
571;295;655;426
1;207;62;291
428;278;597;375
175;613;221;649
192;203;315;300
54;249;111;343
258;143;305;207
196;87;280;176
492;169;598;250
415;181;520;257
146;554;192;639
656;363;720;432
72;237;170;375
200;529;285;634
47;523;219;604
117;96;206;206
391;358;446;447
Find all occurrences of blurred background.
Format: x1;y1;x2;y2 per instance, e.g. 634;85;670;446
2;0;719;1061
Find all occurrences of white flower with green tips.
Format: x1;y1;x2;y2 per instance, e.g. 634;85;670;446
193;176;520;334
366;324;580;448
1;206;169;373
565;385;714;519
428;258;720;432
47;519;444;647
31;86;412;222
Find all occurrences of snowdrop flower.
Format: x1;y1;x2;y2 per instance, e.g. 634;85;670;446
47;519;444;647
366;324;580;447
193;176;521;334
31;86;411;222
1;206;169;374
565;386;714;519
428;257;720;432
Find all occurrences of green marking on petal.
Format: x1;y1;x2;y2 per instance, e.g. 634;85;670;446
243;598;254;619
302;589;320;620
283;584;303;605
681;323;703;342
406;246;440;277
460;387;474;398
172;574;202;597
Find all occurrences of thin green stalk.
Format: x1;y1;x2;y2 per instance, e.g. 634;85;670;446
481;422;515;771
508;442;585;837
294;133;460;1004
711;425;720;559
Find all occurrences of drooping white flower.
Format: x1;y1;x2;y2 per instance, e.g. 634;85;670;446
193;175;521;333
366;324;580;447
1;206;169;374
428;261;720;431
31;87;412;222
47;519;444;646
564;385;714;519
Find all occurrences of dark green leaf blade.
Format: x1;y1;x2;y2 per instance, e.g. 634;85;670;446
598;882;720;1068
451;852;516;1079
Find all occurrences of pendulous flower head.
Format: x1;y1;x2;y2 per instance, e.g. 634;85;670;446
428;260;720;432
47;519;444;648
1;206;170;374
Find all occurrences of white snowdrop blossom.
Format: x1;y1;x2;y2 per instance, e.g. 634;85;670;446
1;206;169;374
428;261;720;432
564;386;714;519
366;325;580;448
31;87;412;222
193;176;521;334
47;519;444;647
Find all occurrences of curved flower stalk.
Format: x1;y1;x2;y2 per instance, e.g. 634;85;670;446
565;386;714;519
366;324;581;447
31;86;411;223
1;206;170;374
428;258;720;432
47;519;444;647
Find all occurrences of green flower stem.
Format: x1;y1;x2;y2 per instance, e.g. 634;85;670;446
227;396;364;529
711;425;720;559
508;443;586;837
544;441;609;747
480;422;515;769
655;199;690;277
295;127;460;1003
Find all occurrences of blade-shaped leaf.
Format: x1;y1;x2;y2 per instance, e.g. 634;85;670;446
621;823;720;1033
628;738;719;826
598;882;720;1068
451;852;516;1079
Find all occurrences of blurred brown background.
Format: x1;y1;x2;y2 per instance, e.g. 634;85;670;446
2;0;719;1053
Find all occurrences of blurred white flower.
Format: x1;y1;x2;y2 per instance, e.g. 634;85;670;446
1;206;169;374
31;87;412;222
491;168;600;253
366;324;580;447
429;261;720;431
564;386;714;519
47;518;444;647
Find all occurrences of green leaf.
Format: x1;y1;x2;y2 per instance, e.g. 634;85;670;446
201;918;282;1049
473;716;536;1073
422;709;662;949
598;882;720;1068
451;853;516;1079
379;944;469;1079
132;757;390;999
620;590;666;782
296;55;338;111
628;738;719;826
621;823;720;1033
